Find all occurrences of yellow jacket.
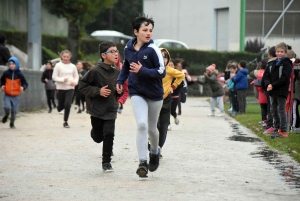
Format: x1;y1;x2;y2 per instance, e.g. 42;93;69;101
160;48;185;99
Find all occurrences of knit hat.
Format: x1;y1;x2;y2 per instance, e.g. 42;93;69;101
206;64;216;72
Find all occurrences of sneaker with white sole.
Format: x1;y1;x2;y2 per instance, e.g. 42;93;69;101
102;163;114;172
263;127;275;134
207;113;215;117
216;113;224;117
168;124;172;130
174;117;180;125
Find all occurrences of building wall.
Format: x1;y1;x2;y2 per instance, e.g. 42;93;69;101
0;66;46;116
143;0;241;51
0;0;68;36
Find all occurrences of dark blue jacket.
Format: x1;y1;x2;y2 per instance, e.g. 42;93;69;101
117;38;166;101
232;68;249;90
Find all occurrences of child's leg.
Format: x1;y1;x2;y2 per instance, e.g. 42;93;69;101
266;93;273;128
158;95;172;148
277;96;288;132
210;97;217;114
231;90;239;112
10;96;20;125
56;90;65;112
50;90;56;107
296;100;300;128
270;96;280;130
102;119;115;164
260;103;268;121
63;90;74;122
216;96;224;113
131;96;149;161
46;90;52;110
170;97;178;118
90;116;105;143
148;99;163;154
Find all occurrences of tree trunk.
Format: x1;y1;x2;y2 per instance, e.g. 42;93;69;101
67;20;79;64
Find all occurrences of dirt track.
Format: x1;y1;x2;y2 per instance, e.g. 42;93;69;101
0;97;299;201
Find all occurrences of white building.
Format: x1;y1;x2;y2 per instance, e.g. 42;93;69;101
144;0;300;54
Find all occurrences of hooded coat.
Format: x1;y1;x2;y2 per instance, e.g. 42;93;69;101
0;57;28;96
232;68;249;90
195;70;224;97
117;38;166;101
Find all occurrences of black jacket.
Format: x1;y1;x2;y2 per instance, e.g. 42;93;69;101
78;61;121;120
0;44;11;66
262;57;292;98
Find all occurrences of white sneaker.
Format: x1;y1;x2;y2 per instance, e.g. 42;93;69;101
59;109;64;115
207;113;215;117
216;113;224;117
174;117;180;125
168;125;172;131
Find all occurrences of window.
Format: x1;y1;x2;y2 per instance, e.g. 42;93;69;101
246;0;300;37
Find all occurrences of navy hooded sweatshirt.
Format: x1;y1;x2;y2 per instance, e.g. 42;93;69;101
117;38;166;101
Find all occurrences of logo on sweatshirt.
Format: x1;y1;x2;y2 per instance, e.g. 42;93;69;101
143;55;148;59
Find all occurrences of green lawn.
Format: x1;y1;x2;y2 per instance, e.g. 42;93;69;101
225;103;300;163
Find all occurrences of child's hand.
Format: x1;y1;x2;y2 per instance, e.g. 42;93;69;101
129;61;142;73
192;77;198;82
20;87;24;92
45;78;48;82
118;102;121;109
116;84;123;94
100;85;111;97
64;78;68;82
71;81;76;86
1;85;5;91
267;84;272;91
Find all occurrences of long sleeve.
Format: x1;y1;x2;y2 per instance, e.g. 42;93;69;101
78;71;100;97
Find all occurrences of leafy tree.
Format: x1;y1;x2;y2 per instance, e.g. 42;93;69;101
245;38;265;53
85;0;143;36
43;0;115;63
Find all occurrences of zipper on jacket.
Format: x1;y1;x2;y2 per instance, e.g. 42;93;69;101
11;71;14;96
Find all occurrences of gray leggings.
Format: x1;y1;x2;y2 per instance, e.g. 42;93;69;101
131;95;163;161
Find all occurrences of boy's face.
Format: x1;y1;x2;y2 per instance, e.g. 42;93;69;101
134;22;153;44
276;47;286;60
102;47;118;64
9;61;16;70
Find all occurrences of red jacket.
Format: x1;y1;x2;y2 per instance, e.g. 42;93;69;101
254;69;267;104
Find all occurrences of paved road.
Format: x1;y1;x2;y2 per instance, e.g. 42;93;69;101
0;97;299;201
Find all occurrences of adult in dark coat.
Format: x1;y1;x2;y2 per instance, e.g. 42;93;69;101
0;35;11;66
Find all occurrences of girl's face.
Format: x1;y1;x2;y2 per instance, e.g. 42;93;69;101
134;22;153;44
169;61;174;68
229;68;237;74
46;63;52;69
9;61;16;71
176;63;183;71
77;62;83;70
276;47;286;60
61;53;71;64
161;51;168;66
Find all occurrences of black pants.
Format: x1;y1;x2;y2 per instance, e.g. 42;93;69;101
230;90;239;112
75;89;85;110
170;97;179;118
260;103;268;121
46;89;56;110
293;99;300;128
265;93;273;129
157;94;173;148
91;116;115;164
178;87;187;114
56;89;74;122
237;89;246;113
270;95;287;132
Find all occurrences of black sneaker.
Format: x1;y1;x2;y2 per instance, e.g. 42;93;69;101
48;109;52;113
2;115;8;123
63;122;70;128
136;160;148;178
271;131;281;139
149;148;160;172
9;122;15;129
102;163;114;172
77;109;81;114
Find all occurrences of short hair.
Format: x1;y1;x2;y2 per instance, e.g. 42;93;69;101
276;42;288;53
99;41;116;61
132;14;154;33
59;50;72;58
268;46;276;57
260;58;268;69
239;60;247;68
287;50;296;59
46;61;53;68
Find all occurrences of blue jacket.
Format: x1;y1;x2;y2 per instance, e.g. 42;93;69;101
232;68;249;90
117;38;166;101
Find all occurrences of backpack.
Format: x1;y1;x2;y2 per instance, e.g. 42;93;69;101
228;79;235;91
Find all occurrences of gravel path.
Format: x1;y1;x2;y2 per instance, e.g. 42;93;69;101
0;97;299;201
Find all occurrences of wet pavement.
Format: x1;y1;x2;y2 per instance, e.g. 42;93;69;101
0;97;299;200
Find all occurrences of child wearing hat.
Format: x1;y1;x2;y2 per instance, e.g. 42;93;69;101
193;64;225;116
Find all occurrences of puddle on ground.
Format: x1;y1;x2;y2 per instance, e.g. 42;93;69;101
251;147;300;189
228;135;262;142
227;120;300;190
